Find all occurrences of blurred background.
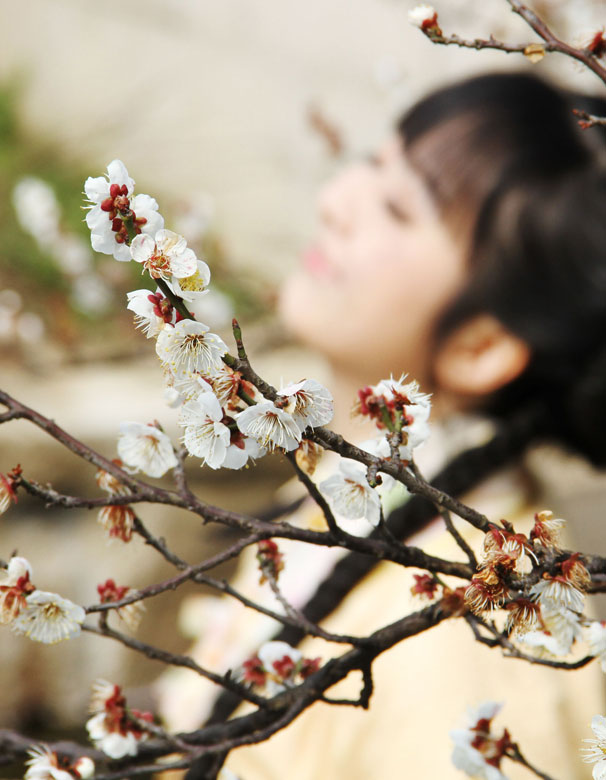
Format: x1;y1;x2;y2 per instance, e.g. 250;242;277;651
0;0;605;750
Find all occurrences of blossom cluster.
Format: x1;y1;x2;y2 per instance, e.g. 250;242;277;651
241;641;321;697
85;679;153;759
0;556;85;644
84;161;334;476
319;375;431;528
450;701;512;780
462;511;606;665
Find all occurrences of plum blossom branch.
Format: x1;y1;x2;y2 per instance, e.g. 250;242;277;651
412;1;606;87
506;0;606;86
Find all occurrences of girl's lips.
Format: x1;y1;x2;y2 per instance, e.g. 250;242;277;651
301;246;337;279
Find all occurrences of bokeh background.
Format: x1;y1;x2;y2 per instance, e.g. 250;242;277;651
1;0;605;750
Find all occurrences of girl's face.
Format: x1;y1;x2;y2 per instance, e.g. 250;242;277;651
278;138;468;387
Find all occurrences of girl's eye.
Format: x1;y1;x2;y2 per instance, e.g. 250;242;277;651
385;199;409;222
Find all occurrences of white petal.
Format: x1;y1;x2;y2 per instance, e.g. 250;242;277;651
107;159;134;192
130;233;155;264
84;175;110;202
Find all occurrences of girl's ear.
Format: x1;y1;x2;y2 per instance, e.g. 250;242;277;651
433;314;531;398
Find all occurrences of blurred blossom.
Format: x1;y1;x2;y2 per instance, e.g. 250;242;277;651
71;274;112;314
188;288;234;330
53;234;93;275
172;192;215;244
11;176;114;322
0;289;22;313
0;289;46;346
16;312;45;344
12;176;61;245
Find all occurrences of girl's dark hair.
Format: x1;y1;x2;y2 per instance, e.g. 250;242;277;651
194;74;606;749
400;72;606;466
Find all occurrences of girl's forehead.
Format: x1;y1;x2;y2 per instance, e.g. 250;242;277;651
378;137;441;218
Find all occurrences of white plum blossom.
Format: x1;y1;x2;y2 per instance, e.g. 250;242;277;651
222;435;264;469
130;229;198;281
86;713;139;759
258;640;303;696
581;714;606;780
179;389;265;469
24;747;76;780
450;701;509;780
179;391;231;468
529;576;585;613
156;320;228;376
356;375;431;459
86;679;151;759
168;258;211;302
126;289;171;339
12;590;85;644
518;605;582;657
24;749;94;780
236;401;301;451
320;459;382;527
84;159;163;262
587;622;606;672
278;379;334;432
408;5;438;29
117;421;178;478
0;555;33;623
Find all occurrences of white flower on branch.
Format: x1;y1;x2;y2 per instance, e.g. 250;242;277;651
581;714;606;780
98;504;136;543
258;640;303;696
84;160;163;262
408;5;441;35
587;622;606;672
24;748;94;780
179;391;231;468
86;679;152;759
529;575;585;613
126;289;175;339
97;579;145;632
529;509;565;550
12;590;85;644
236;401;301;452
320;459;382;527
117;421;178;478
0;555;34;624
278;378;334;431
354;375;431;459
156;320;228;376
95;460;131;497
518;605;582;657
86;713;140;759
450;701;509;780
168;258;211;302
130;229;198;281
